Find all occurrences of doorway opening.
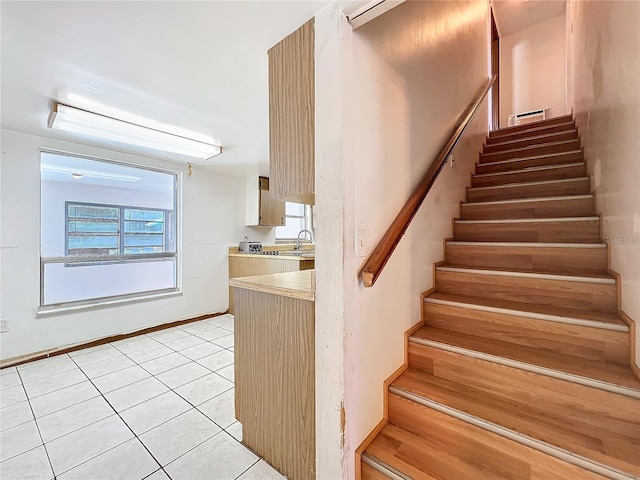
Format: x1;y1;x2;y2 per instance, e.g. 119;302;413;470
490;7;500;130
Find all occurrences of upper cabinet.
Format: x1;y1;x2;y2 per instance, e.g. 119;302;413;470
268;18;315;205
246;176;285;227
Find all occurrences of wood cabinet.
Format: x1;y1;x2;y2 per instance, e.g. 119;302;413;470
268;19;315;205
232;271;315;480
228;254;314;314
246;176;285;226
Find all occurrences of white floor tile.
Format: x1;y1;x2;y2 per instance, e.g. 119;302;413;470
155;362;210;389
36;396;114;443
196;350;234;372
164;335;206;352
120;391;191;435
197;388;236;429
71;346;123;367
139;409;220;466
1;400;34;431
226;421;242;442
216;364;235;383
146;328;189;344
92;365;151;394
80;354;135;379
57;438;159;480
178;341;224;360
126;344;174;364
18;356;77;384
0;384;27;408
23;368;86;399
236;459;286;480
112;337;159;355
0;420;42;462
45;415;133;476
212;334;234;349
164;431;257;480
0;366;17;376
0;445;54;480
68;343;114;357
205;315;235;332
17;355;70;371
29;381;100;418
177;322;215;335
144;468;171;480
139;352;190;376
191;327;231;342
0;371;21;390
174;373;233;406
104;377;169;412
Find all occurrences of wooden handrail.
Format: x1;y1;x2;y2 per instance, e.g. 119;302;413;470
359;75;497;287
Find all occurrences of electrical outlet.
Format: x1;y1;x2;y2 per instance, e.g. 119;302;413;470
0;318;8;333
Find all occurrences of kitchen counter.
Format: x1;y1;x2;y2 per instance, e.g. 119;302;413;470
228;248;314;314
229;252;314;261
229;269;315;301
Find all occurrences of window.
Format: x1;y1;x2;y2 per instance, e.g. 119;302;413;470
66;203;172;256
275;202;313;241
40;151;178;309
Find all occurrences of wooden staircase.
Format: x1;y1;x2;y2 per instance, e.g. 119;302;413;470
359;114;640;480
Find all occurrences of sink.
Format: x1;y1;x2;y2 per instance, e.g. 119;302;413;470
288;250;316;258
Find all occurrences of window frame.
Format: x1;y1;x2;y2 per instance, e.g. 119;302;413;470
65;201;172;259
39;148;181;312
275;203;314;242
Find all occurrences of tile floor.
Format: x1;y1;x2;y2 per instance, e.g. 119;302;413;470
0;314;286;480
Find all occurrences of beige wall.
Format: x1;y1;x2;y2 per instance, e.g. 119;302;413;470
315;1;490;477
500;13;567;127
567;0;640;365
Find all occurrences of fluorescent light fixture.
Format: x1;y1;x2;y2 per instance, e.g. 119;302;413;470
48;102;222;160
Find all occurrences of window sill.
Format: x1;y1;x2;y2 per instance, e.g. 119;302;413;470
37;288;182;317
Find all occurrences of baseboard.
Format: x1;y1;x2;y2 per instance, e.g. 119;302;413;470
354;317;423;479
354;418;387;480
619;309;640;382
0;310;228;369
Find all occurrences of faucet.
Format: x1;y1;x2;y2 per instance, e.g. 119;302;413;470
295;229;313;250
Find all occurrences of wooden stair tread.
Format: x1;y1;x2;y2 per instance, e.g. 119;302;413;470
364;419;607;480
473;162;585;178
485;130;578;149
392;368;640;476
468;177;589;191
411;326;640;392
425;291;627;328
486;122;577;144
483;139;579;155
369;398;609;480
488;115;574;137
438;264;613;281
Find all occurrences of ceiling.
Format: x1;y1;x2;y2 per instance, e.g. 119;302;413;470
1;1;329;177
492;0;565;37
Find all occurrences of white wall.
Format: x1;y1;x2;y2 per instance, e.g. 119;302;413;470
315;1;490;478
0;129;275;362
500;13;567;127
567;0;640;366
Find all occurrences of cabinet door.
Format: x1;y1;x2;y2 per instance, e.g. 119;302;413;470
259;177;285;226
268;19;315;205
